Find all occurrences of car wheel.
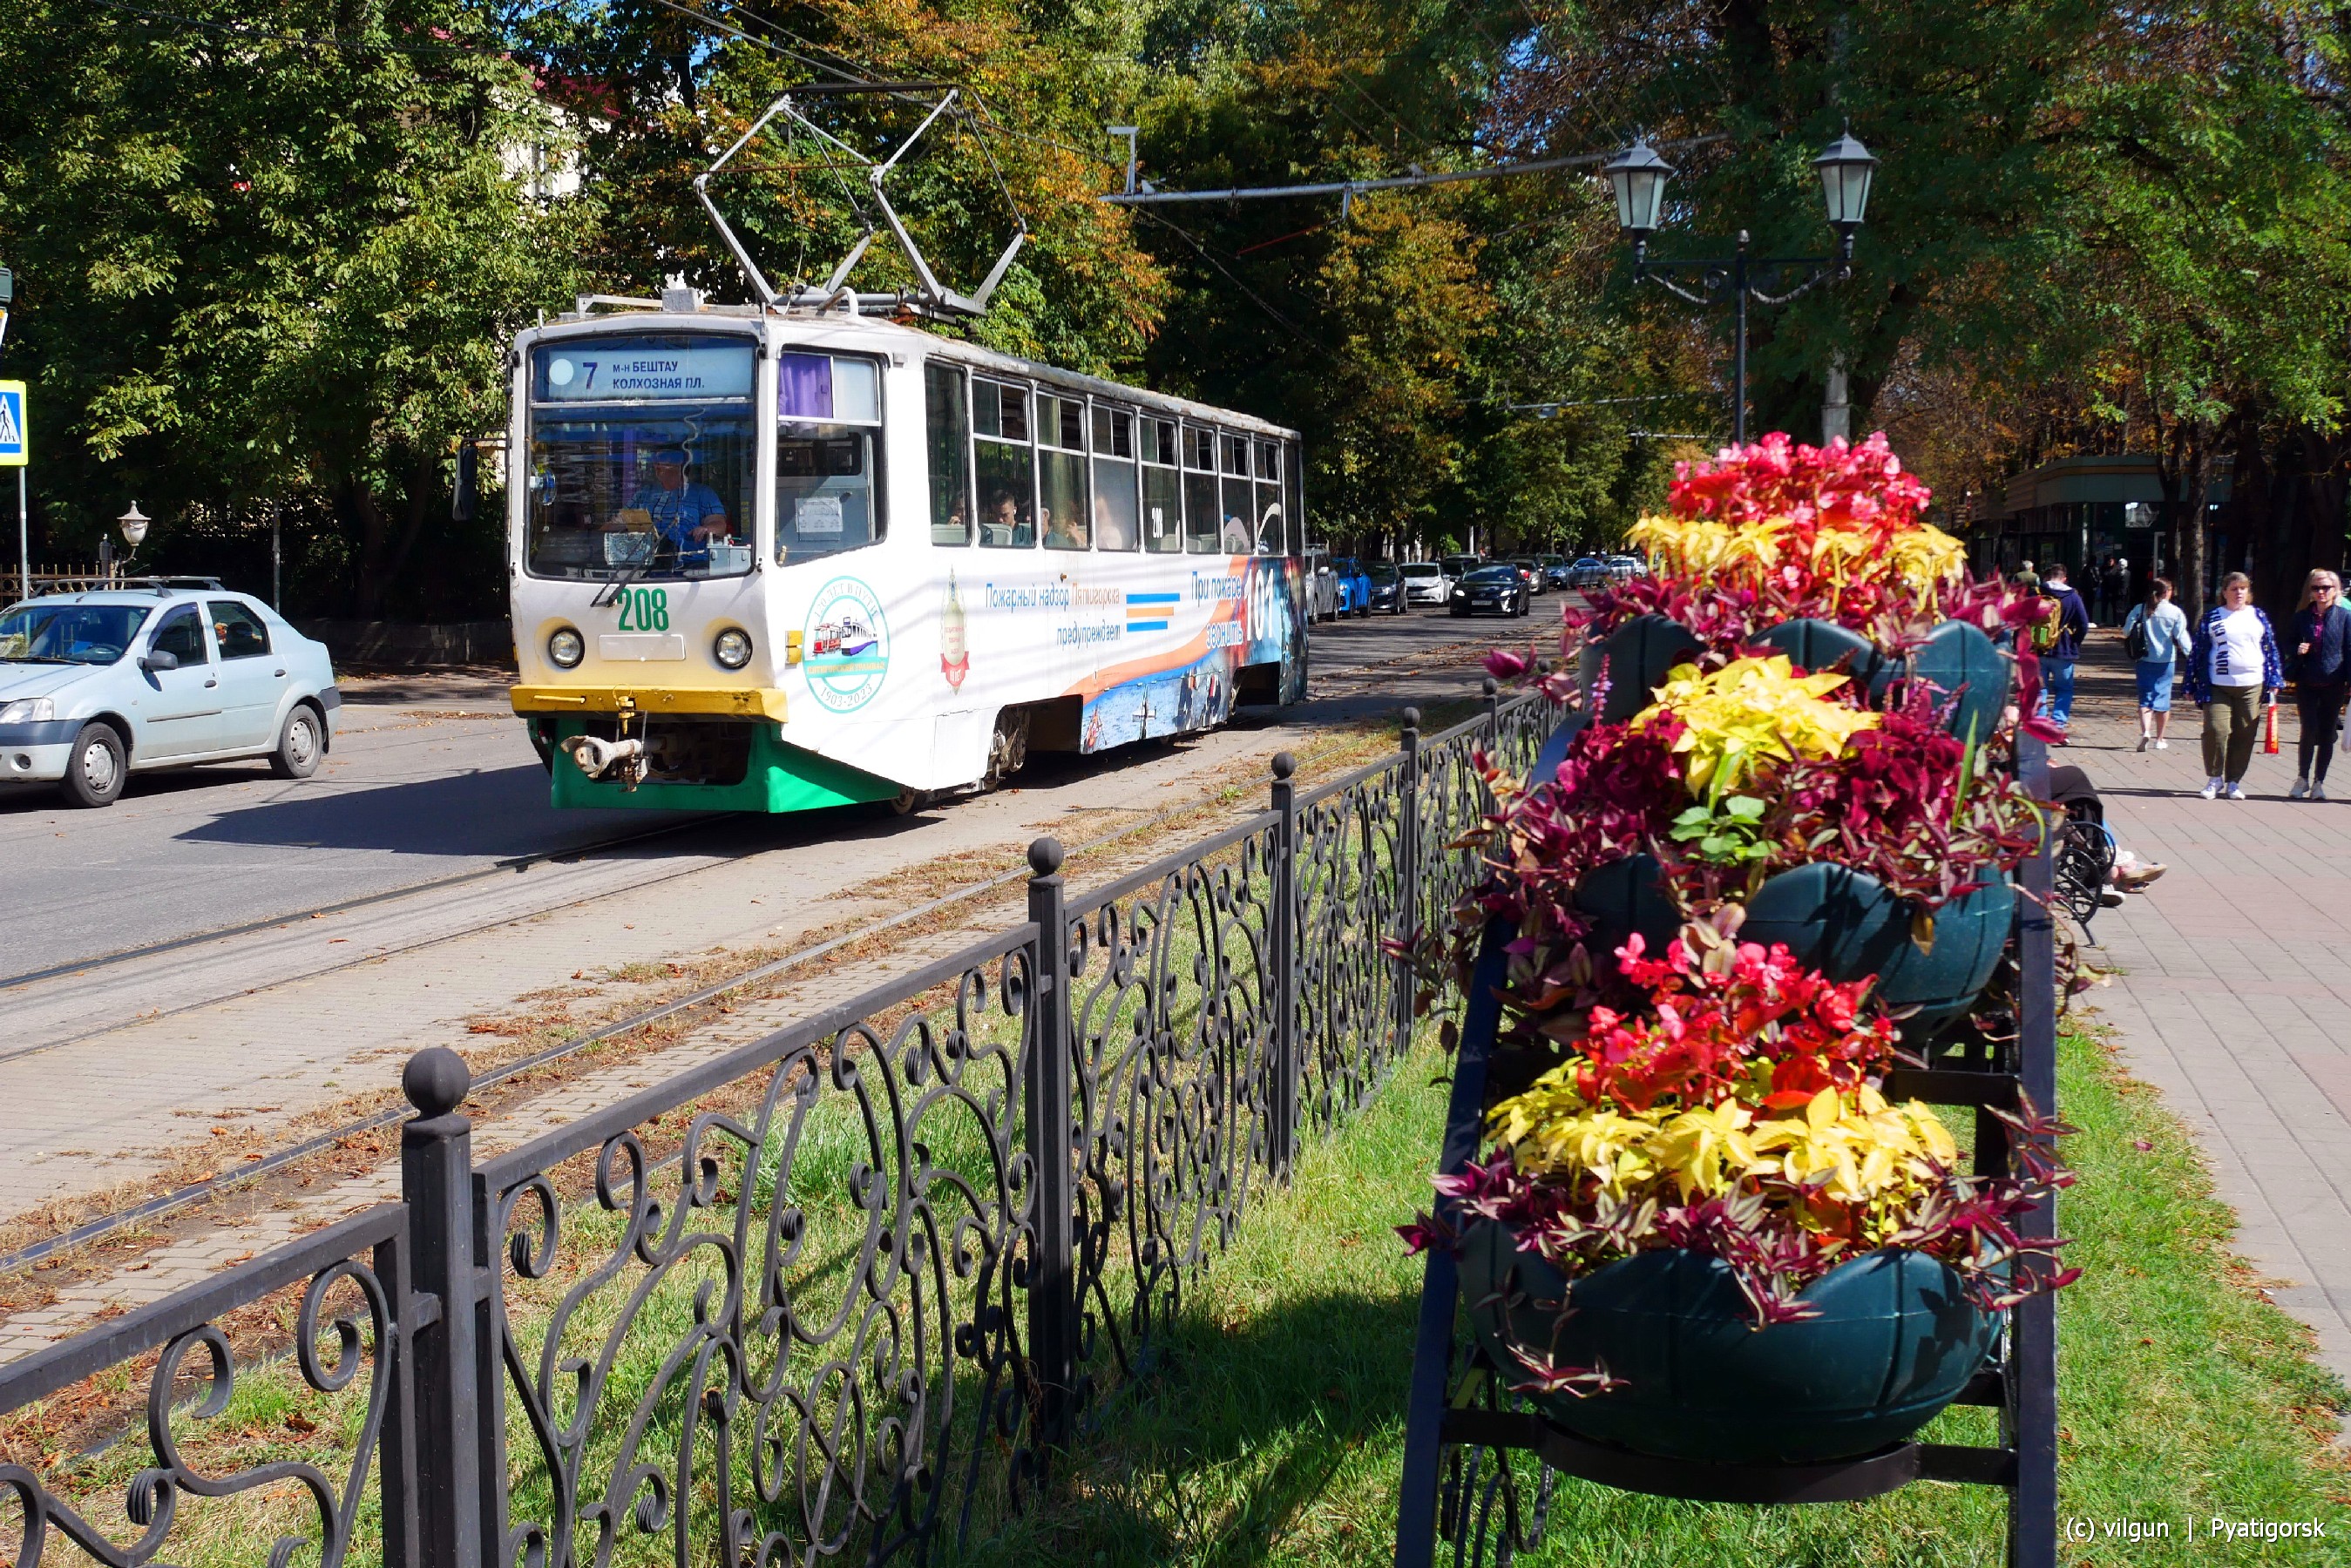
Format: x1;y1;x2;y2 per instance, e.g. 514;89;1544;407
268;704;325;780
58;723;126;808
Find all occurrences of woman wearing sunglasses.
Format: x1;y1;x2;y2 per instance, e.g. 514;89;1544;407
2288;568;2351;800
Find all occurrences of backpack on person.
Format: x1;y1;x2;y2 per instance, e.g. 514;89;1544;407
2124;606;2150;660
2030;598;2060;652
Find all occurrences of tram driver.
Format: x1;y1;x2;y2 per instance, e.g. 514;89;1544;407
620;447;730;562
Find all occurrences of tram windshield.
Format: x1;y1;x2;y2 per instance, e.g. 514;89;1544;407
525;335;758;582
525;409;757;581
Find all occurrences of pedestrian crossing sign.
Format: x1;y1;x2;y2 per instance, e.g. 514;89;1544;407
0;381;24;467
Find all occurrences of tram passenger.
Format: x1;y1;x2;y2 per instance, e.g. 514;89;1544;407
1094;494;1129;551
1044;504;1087;551
982;488;1034;548
624;448;730;562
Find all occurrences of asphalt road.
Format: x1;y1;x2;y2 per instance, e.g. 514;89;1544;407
0;604;1523;980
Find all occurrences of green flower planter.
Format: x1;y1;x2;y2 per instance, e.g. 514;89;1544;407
1592;615;1704;722
1459;1226;1999;1464
1751;618;1893;696
1572;858;2010;1041
1741;863;2014;1040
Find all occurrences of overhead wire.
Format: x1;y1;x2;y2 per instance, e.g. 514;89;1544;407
1129;209;1333;361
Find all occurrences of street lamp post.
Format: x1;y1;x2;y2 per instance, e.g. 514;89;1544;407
1602;130;1880;447
116;502;149;582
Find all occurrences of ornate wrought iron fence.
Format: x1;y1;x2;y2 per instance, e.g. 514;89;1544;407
0;690;1556;1568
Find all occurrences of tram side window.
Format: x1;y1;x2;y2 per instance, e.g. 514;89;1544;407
1142;417;1182;554
1182;425;1221;554
1218;434;1256;554
974;379;1034;549
1284;440;1304;558
775;351;885;564
925;362;972;546
1254;438;1286;557
1039;393;1090;551
1090;404;1140;551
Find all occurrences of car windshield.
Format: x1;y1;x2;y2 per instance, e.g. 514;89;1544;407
1465;565;1517;583
0;603;152;665
1368;564;1399;583
1401;563;1439;577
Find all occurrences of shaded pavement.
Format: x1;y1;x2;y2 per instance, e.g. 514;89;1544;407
2059;627;2351;1396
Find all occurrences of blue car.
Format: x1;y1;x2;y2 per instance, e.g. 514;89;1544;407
1331;557;1374;618
0;583;340;807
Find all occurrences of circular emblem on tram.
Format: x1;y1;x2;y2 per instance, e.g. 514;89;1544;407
802;576;891;713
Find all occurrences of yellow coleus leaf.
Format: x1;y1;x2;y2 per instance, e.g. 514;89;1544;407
1631;655;1880;796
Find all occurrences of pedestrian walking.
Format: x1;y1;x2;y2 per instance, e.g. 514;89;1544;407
2285;568;2351;800
2036;563;2091;737
2186;571;2283;801
2121;577;2190;752
2106;555;2131;621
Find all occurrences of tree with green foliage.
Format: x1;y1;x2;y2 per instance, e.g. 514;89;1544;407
0;0;586;616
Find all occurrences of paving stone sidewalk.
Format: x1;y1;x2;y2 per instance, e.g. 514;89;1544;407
2062;629;2351;1394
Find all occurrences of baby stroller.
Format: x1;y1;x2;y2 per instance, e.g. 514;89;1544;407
2048;764;2116;934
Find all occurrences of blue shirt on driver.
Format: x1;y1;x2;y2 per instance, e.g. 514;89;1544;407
628;480;728;559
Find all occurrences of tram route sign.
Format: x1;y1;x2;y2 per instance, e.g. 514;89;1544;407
0;381;26;467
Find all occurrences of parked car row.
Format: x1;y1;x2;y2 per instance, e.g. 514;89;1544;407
1299;551;1650;624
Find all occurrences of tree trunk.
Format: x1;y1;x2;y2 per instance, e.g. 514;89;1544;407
2161;418;2216;618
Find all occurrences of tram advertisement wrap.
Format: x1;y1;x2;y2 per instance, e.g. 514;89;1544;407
1069;555;1304;753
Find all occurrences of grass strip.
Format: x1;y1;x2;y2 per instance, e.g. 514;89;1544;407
965;1027;2351;1566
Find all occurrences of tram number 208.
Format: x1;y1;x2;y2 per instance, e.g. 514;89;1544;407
613;588;671;632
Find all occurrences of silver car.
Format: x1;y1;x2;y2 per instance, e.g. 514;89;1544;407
0;584;340;807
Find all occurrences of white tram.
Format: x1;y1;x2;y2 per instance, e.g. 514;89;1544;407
506;298;1309;812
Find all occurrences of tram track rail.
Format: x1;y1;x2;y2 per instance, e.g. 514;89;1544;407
0;726;1371;1279
0;817;710;997
0;631;1498;1288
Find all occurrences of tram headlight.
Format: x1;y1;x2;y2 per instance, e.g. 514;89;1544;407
546;626;586;669
713;627;754;670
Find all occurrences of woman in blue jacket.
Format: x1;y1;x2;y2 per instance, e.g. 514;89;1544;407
2185;572;2283;801
2286;568;2351;799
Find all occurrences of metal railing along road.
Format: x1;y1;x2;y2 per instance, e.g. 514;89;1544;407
0;685;1555;1568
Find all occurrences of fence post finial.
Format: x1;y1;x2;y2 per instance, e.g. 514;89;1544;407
396;1050;485;1568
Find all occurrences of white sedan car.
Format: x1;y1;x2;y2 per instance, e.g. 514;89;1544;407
1399;560;1453;605
0;583;340;807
